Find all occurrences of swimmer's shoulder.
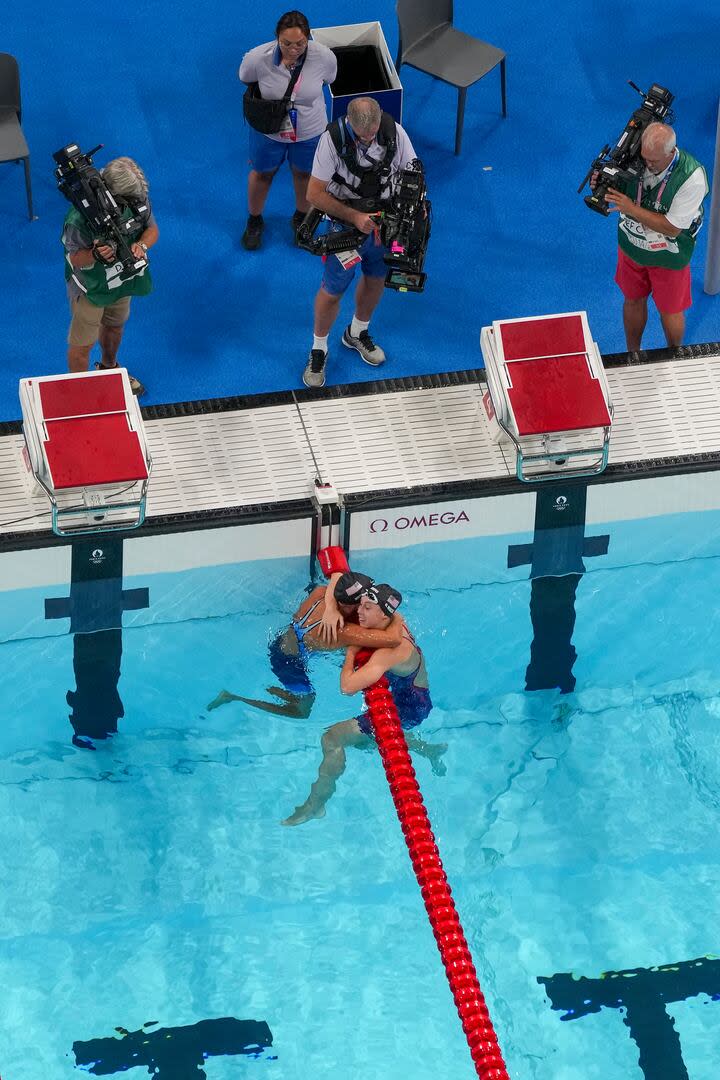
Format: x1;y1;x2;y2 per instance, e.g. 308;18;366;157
293;585;326;621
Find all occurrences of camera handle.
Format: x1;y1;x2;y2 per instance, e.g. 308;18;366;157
578;145;610;194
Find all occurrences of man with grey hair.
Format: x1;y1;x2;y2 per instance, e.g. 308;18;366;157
301;96;418;387
602;121;707;350
61;156;159;396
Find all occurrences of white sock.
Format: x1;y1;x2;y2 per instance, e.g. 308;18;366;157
350;316;370;338
312;334;329;354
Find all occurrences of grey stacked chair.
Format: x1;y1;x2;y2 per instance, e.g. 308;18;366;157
0;53;35;220
395;0;506;155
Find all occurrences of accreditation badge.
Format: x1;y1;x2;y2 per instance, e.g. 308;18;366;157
278;107;298;141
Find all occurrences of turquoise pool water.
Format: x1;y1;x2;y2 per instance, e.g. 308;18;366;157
2;510;720;1078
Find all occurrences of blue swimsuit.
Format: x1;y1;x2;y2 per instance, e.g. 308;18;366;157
268;598;323;697
357;637;432;736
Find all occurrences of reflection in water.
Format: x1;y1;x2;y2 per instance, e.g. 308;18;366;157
540;956;720;1080
73;1016;274;1077
67;629;124;749
44;537;148;749
507;482;609;692
525;574;580;693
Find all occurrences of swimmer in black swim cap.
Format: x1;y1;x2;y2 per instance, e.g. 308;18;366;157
207;567;400;717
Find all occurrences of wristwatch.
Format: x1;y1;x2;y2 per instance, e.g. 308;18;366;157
139;242;148;253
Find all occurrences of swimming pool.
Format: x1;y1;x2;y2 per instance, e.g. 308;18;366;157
1;495;720;1079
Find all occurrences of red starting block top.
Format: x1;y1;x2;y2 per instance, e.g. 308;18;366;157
507;354;611;435
35;372;148;490
44;415;149;489
498;313;588;362
39;371;128;419
493;313;611;437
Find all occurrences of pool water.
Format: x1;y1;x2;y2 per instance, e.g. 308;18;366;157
2;510;720;1078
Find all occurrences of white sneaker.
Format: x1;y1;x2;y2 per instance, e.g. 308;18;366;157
342;325;386;366
303;349;327;388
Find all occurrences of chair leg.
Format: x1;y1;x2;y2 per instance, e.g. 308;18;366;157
455;86;467;155
500;57;507;118
22;156;35;220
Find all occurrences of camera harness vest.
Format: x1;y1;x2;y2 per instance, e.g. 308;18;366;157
617;148;708;270
63;199;153;306
327;112;397;203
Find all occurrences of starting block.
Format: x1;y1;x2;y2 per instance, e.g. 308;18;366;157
19;368;152;536
480;311;613;482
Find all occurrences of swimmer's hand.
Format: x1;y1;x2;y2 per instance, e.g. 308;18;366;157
319;604;344;643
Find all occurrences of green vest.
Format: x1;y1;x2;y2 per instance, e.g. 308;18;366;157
617;149;708;269
62;205;153;306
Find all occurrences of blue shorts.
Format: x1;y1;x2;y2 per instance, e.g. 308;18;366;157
356;687;432;737
321;225;388;297
248;128;321;175
268;632;314;696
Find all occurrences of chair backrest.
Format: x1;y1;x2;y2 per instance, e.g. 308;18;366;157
396;0;453;59
0;53;21;119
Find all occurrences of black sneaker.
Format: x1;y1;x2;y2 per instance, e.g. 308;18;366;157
303;349;327;388
292;210;306;239
127;373;146;397
242;214;264;250
341;325;386;366
94;361;145;397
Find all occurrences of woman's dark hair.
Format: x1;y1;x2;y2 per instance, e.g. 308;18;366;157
275;10;311;39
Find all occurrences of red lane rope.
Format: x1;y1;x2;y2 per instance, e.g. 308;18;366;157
356;648;510;1079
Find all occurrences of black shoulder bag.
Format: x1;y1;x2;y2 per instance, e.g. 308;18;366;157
243;53;305;135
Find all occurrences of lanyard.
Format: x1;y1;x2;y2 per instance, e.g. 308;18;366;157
286;50;306;96
636;150;678;206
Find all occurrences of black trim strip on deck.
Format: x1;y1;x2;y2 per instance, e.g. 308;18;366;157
138;368;490;419
2;342;718;431
602;341;720;368
339;452;720;513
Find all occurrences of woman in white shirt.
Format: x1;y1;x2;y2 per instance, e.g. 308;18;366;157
238;10;337;250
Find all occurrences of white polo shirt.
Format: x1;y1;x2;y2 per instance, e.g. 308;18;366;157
311;120;416;201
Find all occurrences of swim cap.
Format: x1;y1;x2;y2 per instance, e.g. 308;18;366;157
334;571;374;605
364;583;402;617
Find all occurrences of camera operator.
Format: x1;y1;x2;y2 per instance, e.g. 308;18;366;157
302;97;418;388
61;157;158;396
597;122;707;351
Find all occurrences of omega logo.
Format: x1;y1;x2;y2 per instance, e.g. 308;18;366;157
370;510;470;533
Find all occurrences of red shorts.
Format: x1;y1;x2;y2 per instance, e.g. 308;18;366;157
615;247;692;314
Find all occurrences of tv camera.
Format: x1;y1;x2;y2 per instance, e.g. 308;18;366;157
579;82;674;215
297;158;431;292
53;142;148;275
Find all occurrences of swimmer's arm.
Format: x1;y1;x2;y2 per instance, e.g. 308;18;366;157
335;613;404;649
340;646;398;694
319;572;345;643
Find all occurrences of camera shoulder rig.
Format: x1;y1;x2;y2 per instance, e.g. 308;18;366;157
296;157;431;293
327;112;398;201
